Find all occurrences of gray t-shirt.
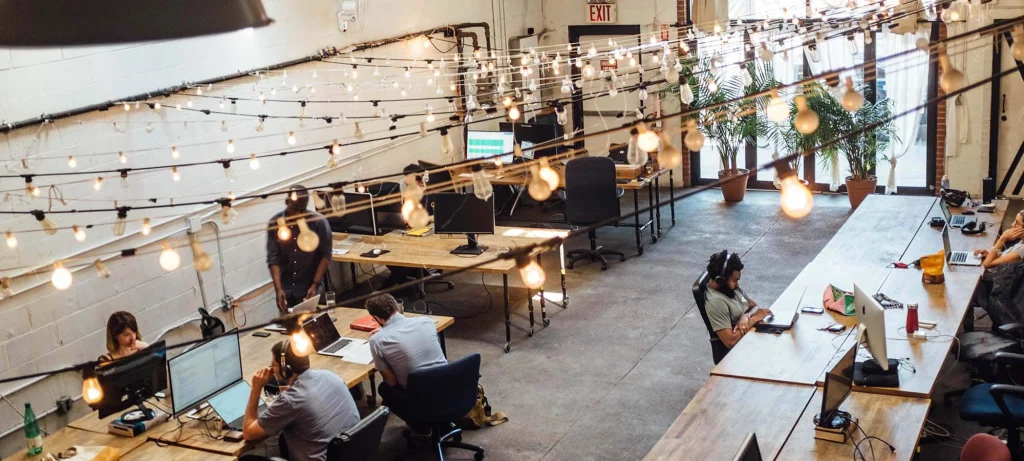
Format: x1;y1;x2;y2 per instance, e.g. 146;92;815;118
1008;242;1024;260
705;287;749;333
258;369;360;461
369;314;447;388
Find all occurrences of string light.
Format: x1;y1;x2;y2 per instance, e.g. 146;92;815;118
159;243;181;271
425;105;435;123
113;208;128;236
93;176;103;191
793;96;820;135
636;123;660;153
221;204;238;224
1013;25;1024;61
154;101;161;110
938;51;965;94
471;164;494;201
766;89;790;122
277;217;291;241
841;77;864;112
67;156;77;169
517;253;546;289
192;240;213;272
286;131;297;145
222;161;234;181
119;151;128;164
171;146;180;159
250;153;261;170
5;232;16;249
171;167;181;182
775;160;813;218
73;225;86;242
226;139;236;153
684;120;705;152
82;369;103;405
94;260;111;279
296;218;321;252
658;133;683;169
32;211;57;235
51;262;72;290
290;329;313;357
141;218;151;236
508;103;521;121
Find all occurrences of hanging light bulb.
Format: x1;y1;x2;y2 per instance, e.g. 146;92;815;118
287;131;297;145
516;253;545;289
255;117;265;132
73;225;86;242
113;208;128;236
51;262;72;290
470;164;494;201
666;67;680;84
1012;25;1024;61
794;96;820;135
776;161;813;218
189;239;213;272
582;64;596;79
759;43;773;61
94;260;111;279
938;52;966;94
295;218;321;253
658;133;683;169
807;44;821;63
171;167;181;182
222;161;234;181
119;151;127;164
741;66;753;87
353;122;365;140
561;79;572;95
153;101;161;110
141;217;151;236
67;156;77;169
171;146;180;159
684;120;705;151
538;158;560;191
32;211;57;235
5;231;16;249
290;329;313;357
766;89;790;122
626;134;644;166
707;79;719;93
82;369;103;405
226;139;235;153
424;105;435;123
846;35;859;55
123;102;131;111
556;107;568;125
277;217;291;241
220;121;228;132
508;104;521;121
636;124;661;153
93;176;103;191
24;178;39;198
159;243;181;271
841;77;864;112
680;81;694;104
528;165;553;201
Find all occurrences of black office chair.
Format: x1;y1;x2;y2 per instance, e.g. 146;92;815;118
398;354;485;461
959;352;1024;459
693;271;730;365
944;324;1024;406
564;157;626;271
325;406;390;461
198;308;226;339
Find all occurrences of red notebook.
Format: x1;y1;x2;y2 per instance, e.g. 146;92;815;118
350;314;379;332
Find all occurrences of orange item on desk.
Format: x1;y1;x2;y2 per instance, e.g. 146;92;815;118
919;249;945;284
350;314;379;332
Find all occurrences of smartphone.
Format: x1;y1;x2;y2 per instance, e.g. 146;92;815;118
252;331;271;338
827;324;846;333
800;306;824;314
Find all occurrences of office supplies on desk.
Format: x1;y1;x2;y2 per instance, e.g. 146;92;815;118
350;314;379;332
406;227;434;237
340;343;374;365
944;225;982;266
433;193;495;255
940;199;977;228
303;312;367;358
360;249;389;258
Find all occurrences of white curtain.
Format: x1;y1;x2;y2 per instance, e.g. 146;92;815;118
805;33;865;191
692;0;730;33
876;26;931;194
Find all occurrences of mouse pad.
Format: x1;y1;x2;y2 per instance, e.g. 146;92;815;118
360;249;390;258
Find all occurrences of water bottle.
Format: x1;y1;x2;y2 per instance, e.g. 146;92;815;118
906;303;919;335
24;402;42;456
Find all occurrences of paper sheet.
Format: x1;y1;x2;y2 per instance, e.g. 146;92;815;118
342;342;374;365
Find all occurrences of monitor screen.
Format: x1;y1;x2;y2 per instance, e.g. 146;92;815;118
466;131;514;164
341;192;376;230
821;340;857;421
499;122;563;158
168;331;243;417
207;380;262;425
731;433;762;461
432;193;495;236
93;340;168;418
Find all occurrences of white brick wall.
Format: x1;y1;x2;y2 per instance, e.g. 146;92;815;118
0;0;541;456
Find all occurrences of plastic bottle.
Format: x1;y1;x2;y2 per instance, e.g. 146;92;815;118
24;402;42;456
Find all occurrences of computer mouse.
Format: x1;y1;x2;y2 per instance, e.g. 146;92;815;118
372;248;382;255
963;210;976;215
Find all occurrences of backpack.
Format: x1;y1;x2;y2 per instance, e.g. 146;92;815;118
941;188;971;208
458;384;508;429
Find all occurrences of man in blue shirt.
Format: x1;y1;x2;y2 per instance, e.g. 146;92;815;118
267;185;333;312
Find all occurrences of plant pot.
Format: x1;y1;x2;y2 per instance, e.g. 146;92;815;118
719;169;750;202
845;176;878;209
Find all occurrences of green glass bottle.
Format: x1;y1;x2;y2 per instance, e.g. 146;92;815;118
24;402;42;456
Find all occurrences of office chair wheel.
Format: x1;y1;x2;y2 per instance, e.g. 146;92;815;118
543;319;551;327
474;452;485;461
503;343;511;353
600;262;608;271
618;255;625;262
652;235;658;243
567;261;575;270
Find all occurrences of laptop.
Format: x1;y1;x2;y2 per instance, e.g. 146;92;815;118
943;225;982;266
302;312;366;357
207;380;265;431
755;287;804;332
266;296;321;332
940;199;976;228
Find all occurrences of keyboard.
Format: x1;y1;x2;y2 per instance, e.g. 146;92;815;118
951;252;968;263
950;216;965;227
322;339;352;354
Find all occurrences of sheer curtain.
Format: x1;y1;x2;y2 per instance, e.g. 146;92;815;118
875;26;931;194
807;33;864;191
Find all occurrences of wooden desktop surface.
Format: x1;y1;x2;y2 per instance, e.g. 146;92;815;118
644;376;815;461
122;441;236;461
813;195;937;269
67;308;451;456
775;389;930;461
4;426;147;461
486;163;668;190
901;199;1008;265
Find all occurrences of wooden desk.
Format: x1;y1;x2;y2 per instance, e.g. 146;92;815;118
644;376;815;461
711;265;892;385
334;226;567;352
123;442;236;461
4;426;147;461
775;389;930;461
901;199;1008;266
814;195;937;268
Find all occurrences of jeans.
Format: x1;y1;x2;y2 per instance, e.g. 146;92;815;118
379;382;411;421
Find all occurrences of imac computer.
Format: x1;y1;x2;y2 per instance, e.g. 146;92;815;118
853;284;899;386
432;193;495;255
167;331;244;418
89;340;168;420
466;130;515;165
731;433;763;461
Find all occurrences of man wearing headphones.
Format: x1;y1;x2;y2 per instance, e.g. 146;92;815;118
242;340;359;461
704;250;772;349
267;185;334;312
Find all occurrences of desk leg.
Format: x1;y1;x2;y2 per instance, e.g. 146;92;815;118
438;331;448;357
669;170;676;226
350;262;357;290
633;190;644;255
654;175;663;238
503;275;511;353
537;254;548;328
647;180;658;244
527;288;535;337
559;243;568;311
367;373;377;408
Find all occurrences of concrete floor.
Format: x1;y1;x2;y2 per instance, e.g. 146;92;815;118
356;189;982;461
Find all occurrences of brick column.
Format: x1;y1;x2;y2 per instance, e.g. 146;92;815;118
935;23;948;196
678;0;692;186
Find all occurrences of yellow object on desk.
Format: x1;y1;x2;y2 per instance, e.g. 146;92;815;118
919;249;945;284
406;227;434;237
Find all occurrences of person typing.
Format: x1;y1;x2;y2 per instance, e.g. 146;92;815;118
704;251;772;349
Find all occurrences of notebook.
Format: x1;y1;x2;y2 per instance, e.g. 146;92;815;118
350;314;380;332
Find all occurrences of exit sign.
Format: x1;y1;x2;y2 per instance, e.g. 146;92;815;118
587;1;617;23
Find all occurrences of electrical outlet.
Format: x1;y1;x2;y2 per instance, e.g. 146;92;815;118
55;396;73;415
221;295;235;312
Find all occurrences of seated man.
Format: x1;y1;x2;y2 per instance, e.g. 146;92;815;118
365;293;447;420
242;340;360;461
385;164;435;295
976;210;1024;269
704;250;772;349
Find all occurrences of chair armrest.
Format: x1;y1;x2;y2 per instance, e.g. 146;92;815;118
988;384;1024;423
994;352;1024;367
998;323;1024;339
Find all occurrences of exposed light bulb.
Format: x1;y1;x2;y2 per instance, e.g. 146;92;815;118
33;211;57;235
296;218;321;252
250;153;260;170
680;82;694;104
171;146;180;159
684;120;705;152
222;162;234;181
113;209;127;236
517;254;546;289
354;123;364;140
5;231;16;249
556;108;568;125
186;98;193;108
277;217;291;241
290;330;313;357
766;89;790;122
82;374;103;404
583;64;596;79
159;243;181;271
52;262;72;290
171;167;181;182
226;139;235;153
287;131;297;145
471;165;494;201
938;53;966;94
331;139;341;156
665;68;680;84
707;79;719;93
528;165;553;201
841;77;864;112
220;121;228;132
123;102;130;111
94;260;111;279
794;96;820;135
425;105;435;123
141;218;151;236
636;124;661;153
93;176;103;191
119;152;127;164
73;225;86;242
538;158;560;191
154;101;161;110
1012;25;1024;61
508;104;521;121
658;134;683;169
192;241;213;272
67;156;77;169
780;174;813;218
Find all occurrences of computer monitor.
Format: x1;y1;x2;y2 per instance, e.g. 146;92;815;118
500;122;563;158
432;193;495;255
466;130;515;164
338;191;377;234
168;330;243;418
731;433;763;461
853;284;889;371
90;340;167;419
819;338;857;427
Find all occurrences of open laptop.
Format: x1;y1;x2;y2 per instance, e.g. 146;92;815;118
943;225;982;266
940;199;976;228
266;296;321;332
207;380;265;431
302;312;366;358
755;287;804;332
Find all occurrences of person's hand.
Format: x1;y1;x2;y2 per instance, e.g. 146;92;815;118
735;314;751;335
999;228;1024;243
975;248;990;258
757;309;774;323
305;284;319;302
252;367;273;390
276;290;288;312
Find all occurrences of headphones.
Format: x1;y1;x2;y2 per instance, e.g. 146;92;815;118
277;339;293;380
961;221;987;235
714;251;737;297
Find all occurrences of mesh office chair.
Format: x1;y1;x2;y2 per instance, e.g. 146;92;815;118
693;271;730;365
397;354;485;461
959;352;1024;459
564;157;626;271
325;406;390;461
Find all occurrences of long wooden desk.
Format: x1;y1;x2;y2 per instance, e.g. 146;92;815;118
333;226;569;352
67;308;452;457
4;426;148;461
123;442;236;461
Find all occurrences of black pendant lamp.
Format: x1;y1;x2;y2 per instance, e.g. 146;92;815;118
0;0;273;47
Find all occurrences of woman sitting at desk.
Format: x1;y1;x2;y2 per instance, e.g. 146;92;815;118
98;311;149;362
974;210;1024;269
705;251;772;349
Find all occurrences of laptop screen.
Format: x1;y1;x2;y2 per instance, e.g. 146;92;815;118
940;200;952;221
207;380;262;425
303;313;341;351
942;225;952;261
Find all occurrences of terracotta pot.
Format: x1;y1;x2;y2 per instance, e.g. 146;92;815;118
719;169;750;202
845;176;878;209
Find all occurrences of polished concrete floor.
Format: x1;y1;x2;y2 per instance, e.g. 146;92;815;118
356;189;981;461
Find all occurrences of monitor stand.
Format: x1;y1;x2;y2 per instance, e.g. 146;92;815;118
451;233;488;256
853;358;900;387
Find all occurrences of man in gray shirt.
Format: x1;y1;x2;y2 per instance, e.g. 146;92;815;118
243;340;360;461
704;251;771;350
365;294;447;421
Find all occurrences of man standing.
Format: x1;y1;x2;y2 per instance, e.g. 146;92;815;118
243;340;360;461
267;185;333;312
